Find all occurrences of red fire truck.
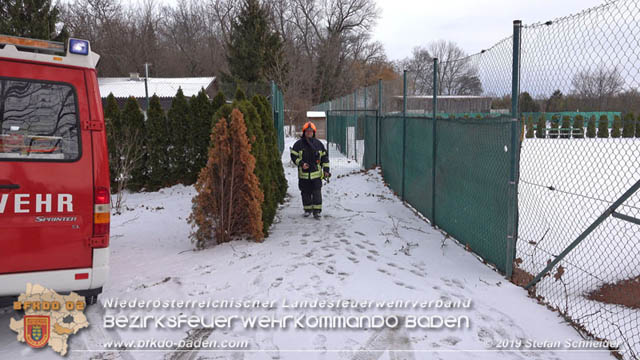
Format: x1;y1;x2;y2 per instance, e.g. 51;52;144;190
0;35;110;305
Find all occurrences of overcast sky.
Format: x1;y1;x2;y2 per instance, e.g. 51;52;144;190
374;0;605;61
140;0;608;62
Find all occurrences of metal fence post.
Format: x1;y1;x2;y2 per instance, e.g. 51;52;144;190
326;109;330;157
432;58;438;227
378;79;382;166
402;70;407;201
506;20;522;279
354;89;358;161
364;86;367;166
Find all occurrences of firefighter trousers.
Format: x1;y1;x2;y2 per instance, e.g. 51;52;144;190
299;178;322;212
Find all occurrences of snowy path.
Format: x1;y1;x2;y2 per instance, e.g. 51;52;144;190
0;138;615;359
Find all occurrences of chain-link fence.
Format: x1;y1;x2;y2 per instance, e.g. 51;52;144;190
516;1;640;359
313;1;640;358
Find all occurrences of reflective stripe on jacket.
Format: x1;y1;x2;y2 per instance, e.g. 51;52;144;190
290;137;329;180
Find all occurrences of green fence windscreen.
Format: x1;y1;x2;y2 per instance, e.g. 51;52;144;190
379;116;404;196
363;114;378;169
404;116;435;220
434;116;515;272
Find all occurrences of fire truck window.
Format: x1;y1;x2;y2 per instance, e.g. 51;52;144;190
0;78;80;161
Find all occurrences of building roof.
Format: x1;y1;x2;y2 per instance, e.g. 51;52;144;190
98;77;215;98
306;111;326;118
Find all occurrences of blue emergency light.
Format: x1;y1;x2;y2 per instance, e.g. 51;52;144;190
69;39;89;55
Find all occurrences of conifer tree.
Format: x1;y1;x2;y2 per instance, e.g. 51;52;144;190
549;115;560;139
560;115;571;138
256;95;287;202
121;97;146;191
212;91;226;111
611;115;622;138
189;109;264;248
587;115;597;138
622;113;635;138
226;0;285;84
235;88;247;101
145;95;170;191
208;92;227;143
636;113;640;138
104;94;121;189
0;0;68;41
535;116;546;139
525;115;534;138
597;114;609;138
251;95;289;234
212;96;281;235
237;100;271;232
187;90;214;185
167;88;190;184
573;114;585;139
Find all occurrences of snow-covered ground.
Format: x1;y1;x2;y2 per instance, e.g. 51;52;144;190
517;137;640;358
0;137;617;359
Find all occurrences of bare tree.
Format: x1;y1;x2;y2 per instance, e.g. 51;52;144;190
401;46;433;95
60;0;387;117
112;127;145;213
160;0;209;76
571;66;624;109
287;0;381;102
430;40;482;95
399;40;482;96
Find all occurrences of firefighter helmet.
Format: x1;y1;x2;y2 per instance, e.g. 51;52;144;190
302;121;317;133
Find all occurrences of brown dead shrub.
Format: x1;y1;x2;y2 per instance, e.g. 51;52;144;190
189;108;264;248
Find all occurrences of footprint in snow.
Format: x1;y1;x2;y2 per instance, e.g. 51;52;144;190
271;277;283;288
252;274;263;286
312;334;328;354
476;327;496;347
441;277;465;290
440;336;462;346
347;256;359;264
409;269;426;278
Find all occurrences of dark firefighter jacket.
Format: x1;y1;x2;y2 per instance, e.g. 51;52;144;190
290;137;330;180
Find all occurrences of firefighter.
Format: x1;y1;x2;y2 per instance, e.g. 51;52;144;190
290;121;330;218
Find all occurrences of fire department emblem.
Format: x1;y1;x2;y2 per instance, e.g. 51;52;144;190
24;315;50;348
